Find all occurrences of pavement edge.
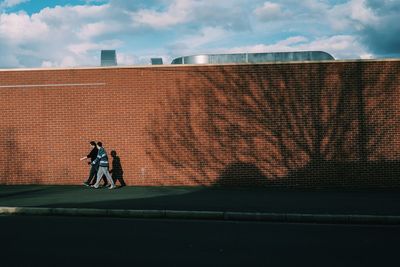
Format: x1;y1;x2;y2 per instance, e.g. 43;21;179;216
1;206;400;225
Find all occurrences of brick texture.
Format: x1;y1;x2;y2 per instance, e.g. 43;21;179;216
0;60;399;188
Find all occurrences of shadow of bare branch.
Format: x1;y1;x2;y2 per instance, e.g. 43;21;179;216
146;61;400;188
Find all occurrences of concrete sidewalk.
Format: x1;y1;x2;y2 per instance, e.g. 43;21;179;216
1;185;400;224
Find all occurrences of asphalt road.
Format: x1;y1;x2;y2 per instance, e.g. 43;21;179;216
1;215;399;266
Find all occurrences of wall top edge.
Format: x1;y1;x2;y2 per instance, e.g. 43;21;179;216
0;58;399;72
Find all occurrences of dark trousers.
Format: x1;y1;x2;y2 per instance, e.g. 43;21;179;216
86;165;108;185
112;172;126;186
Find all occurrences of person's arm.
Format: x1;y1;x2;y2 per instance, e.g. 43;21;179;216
92;154;101;165
81;148;95;161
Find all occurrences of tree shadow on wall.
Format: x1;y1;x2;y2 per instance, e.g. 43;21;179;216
0;128;41;184
285;160;400;189
215;162;269;187
146;62;400;189
214;160;400;189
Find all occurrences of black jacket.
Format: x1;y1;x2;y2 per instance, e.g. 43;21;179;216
87;147;98;163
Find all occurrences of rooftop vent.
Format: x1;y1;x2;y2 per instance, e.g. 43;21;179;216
151;58;163;65
101;50;117;66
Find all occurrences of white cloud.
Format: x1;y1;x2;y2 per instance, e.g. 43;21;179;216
299;35;373;59
223;35;372;60
35;4;110;25
328;0;378;31
254;2;284;21
78;21;120;40
60;56;78;67
0;3;128;68
116;53;136;65
41;60;54;68
131;0;193;29
68;40;122;56
129;0;250;31
0;12;49;42
68;42;94;57
348;0;378;26
277;36;308;46
0;0;29;9
168;26;233;56
183;27;231;48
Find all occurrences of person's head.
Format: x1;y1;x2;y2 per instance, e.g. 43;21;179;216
90;141;96;148
111;150;117;157
97;141;103;148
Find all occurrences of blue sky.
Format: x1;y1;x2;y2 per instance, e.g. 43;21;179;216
0;0;399;68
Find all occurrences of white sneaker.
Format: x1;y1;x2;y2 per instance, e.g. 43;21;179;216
91;185;99;189
108;185;116;190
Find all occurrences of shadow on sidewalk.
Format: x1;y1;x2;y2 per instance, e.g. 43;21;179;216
37;186;400;216
0;188;49;199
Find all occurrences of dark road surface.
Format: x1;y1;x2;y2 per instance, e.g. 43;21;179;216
1;215;399;266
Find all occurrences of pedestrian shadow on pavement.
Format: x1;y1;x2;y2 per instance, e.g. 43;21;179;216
0;188;49;199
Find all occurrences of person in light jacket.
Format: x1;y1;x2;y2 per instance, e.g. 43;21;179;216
91;142;115;189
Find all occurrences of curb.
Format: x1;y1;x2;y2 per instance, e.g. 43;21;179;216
1;206;400;225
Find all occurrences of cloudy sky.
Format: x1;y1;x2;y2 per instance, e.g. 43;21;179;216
0;0;399;68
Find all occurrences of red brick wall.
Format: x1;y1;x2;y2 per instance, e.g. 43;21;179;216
0;60;399;188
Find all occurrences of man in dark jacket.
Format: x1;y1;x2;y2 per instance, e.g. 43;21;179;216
110;150;126;187
80;141;108;186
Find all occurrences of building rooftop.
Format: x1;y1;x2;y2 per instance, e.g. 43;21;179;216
171;51;335;64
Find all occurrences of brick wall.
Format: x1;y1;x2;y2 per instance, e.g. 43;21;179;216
0;60;399;188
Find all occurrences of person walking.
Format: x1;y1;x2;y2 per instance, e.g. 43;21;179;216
110;150;126;187
80;141;98;186
80;141;108;187
91;142;116;189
